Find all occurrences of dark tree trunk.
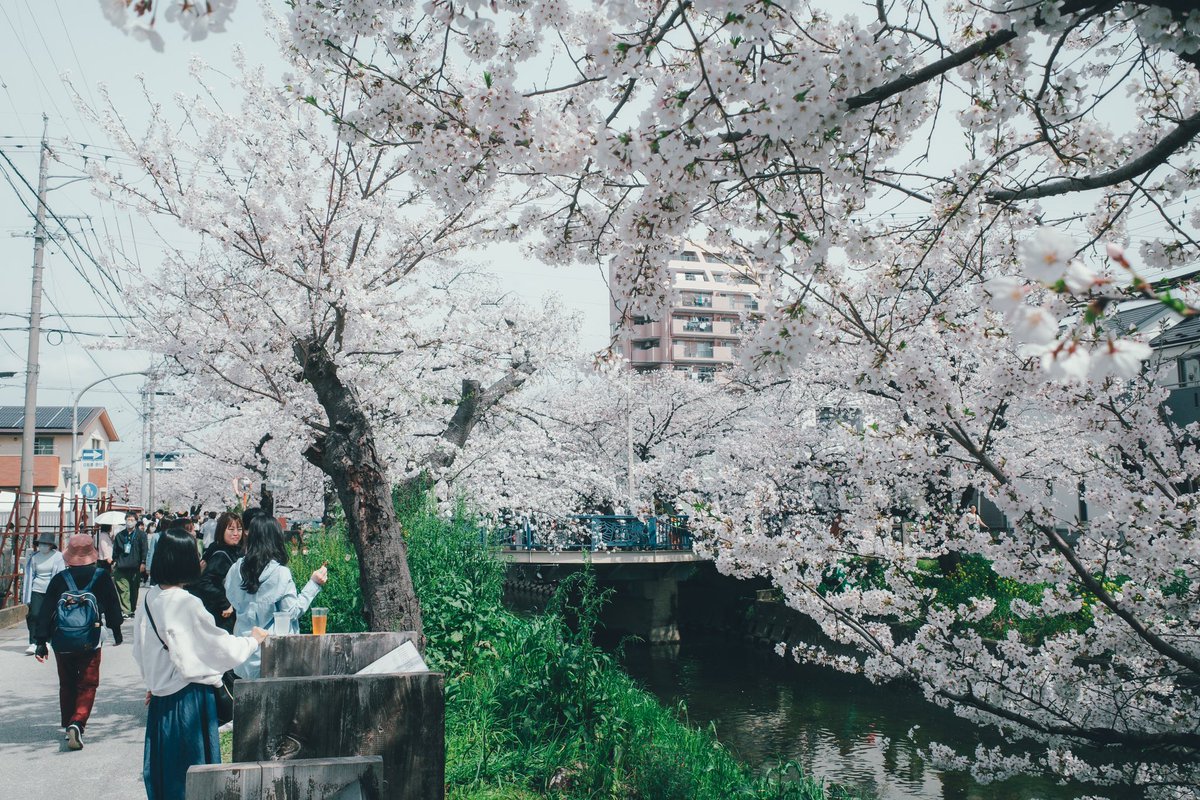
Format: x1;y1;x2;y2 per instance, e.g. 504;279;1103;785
294;336;423;642
260;484;275;517
321;476;338;530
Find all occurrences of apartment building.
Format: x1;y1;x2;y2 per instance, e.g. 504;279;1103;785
613;245;764;380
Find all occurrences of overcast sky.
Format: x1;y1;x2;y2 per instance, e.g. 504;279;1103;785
0;1;611;497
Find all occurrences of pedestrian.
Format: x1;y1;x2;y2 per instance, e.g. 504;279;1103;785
95;523;115;571
33;534;124;751
113;512;149;618
199;511;218;549
134;527;268;800
189;512;244;632
225;514;326;679
22;532;65;655
145;521;159;585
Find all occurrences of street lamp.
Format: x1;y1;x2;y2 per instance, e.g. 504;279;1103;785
72;371;148;496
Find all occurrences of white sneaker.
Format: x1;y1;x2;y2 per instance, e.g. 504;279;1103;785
24;643;36;656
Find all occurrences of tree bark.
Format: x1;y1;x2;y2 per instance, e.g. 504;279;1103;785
294;336;423;643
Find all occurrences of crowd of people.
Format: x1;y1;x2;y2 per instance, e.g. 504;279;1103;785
21;507;328;800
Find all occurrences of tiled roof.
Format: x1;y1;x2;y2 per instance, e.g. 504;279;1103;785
1101;304;1171;335
1151;316;1200;349
0;406;106;434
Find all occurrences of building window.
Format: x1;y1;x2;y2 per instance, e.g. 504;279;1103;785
684;315;713;332
1180;355;1200;388
34;435;54;455
631;315;653;325
679;251;700;262
637;339;660;350
696;367;717;382
684;293;712;308
685;342;715;358
682;272;703;282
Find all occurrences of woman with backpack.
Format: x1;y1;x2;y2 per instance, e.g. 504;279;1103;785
134;527;269;800
188;512;244;632
225;514;327;679
34;533;124;751
22;532;64;655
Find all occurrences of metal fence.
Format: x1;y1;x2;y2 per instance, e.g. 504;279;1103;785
0;491;140;609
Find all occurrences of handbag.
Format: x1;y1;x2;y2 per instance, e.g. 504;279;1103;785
146;599;235;725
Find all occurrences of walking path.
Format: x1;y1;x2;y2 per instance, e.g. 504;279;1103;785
0;618;146;798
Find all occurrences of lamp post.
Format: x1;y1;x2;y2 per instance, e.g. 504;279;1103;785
71;371;148;496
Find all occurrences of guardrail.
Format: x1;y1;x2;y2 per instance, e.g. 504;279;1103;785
487;515;692;552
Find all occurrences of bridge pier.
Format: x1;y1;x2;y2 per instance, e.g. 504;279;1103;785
501;550;700;645
602;575;680;644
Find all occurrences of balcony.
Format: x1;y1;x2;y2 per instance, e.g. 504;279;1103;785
630;346;667;364
630;321;664;339
671;294;757;313
671;318;737;337
672;344;734;362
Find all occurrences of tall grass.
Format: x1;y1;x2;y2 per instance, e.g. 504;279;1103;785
293;493;859;800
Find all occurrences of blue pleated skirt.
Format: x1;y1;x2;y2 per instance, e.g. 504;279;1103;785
144;683;220;800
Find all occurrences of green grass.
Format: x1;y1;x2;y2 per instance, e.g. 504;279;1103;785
289;492;860;800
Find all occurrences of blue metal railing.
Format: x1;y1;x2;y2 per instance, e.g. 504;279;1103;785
486;515;692;552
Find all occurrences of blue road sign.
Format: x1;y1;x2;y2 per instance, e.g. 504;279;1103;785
80;482;99;499
81;448;105;465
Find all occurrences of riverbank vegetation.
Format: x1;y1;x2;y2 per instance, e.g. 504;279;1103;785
285;494;860;800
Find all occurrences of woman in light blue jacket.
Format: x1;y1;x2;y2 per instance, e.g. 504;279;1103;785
224;514;327;678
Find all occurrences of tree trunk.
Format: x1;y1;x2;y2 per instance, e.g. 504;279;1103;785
294;336;423;643
321;476;338;530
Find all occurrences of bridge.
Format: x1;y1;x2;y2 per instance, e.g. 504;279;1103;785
496;515;704;643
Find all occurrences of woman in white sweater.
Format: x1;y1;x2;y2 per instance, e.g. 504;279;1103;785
133;527;269;800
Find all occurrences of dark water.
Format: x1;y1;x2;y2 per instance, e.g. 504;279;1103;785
621;642;1084;800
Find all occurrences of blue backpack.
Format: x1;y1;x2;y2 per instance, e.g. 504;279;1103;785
51;570;103;653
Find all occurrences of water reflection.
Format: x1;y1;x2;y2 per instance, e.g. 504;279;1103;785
621;642;1081;800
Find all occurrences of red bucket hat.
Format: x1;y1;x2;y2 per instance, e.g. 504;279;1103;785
63;534;98;567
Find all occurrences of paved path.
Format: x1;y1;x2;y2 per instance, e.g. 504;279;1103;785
0;617;147;798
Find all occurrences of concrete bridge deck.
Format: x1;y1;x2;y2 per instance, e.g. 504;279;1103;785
500;548;703;565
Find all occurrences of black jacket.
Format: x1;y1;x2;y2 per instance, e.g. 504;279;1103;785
188;542;241;632
35;564;124;646
113;528;148;572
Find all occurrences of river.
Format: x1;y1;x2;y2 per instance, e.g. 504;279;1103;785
621;641;1084;800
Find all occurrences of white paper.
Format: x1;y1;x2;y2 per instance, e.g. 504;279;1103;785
355;641;428;675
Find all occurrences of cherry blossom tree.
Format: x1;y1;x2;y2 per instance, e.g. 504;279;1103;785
81;48;574;639
269;0;1200;793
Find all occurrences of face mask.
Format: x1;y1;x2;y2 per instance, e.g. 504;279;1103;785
38;544;51;554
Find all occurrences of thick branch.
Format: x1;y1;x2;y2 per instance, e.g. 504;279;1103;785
987;110;1200;202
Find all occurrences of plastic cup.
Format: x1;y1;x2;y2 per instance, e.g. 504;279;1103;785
272;611;292;635
311;607;328;636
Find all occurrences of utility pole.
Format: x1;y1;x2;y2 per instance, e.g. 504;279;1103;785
139;386;148;507
147;384;157;514
18;116;50;528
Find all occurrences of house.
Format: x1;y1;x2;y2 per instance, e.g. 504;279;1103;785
0;406;120;495
1150;314;1200;428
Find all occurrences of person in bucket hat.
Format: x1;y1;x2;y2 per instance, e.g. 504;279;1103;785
22;532;64;655
34;533;123;751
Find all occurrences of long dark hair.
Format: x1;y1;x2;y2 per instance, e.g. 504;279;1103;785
151;528;203;586
240;514;288;594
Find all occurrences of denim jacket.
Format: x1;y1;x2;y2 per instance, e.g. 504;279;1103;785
224;559;320;678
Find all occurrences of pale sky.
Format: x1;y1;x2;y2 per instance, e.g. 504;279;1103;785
0;0;611;496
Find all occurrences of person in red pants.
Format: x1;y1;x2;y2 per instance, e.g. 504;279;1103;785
34;534;124;751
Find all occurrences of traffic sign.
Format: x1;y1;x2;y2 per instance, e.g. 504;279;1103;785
80;482;99;499
81;448;105;466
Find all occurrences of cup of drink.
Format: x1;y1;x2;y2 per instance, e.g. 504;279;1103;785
272;611;292;635
311;607;328;636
